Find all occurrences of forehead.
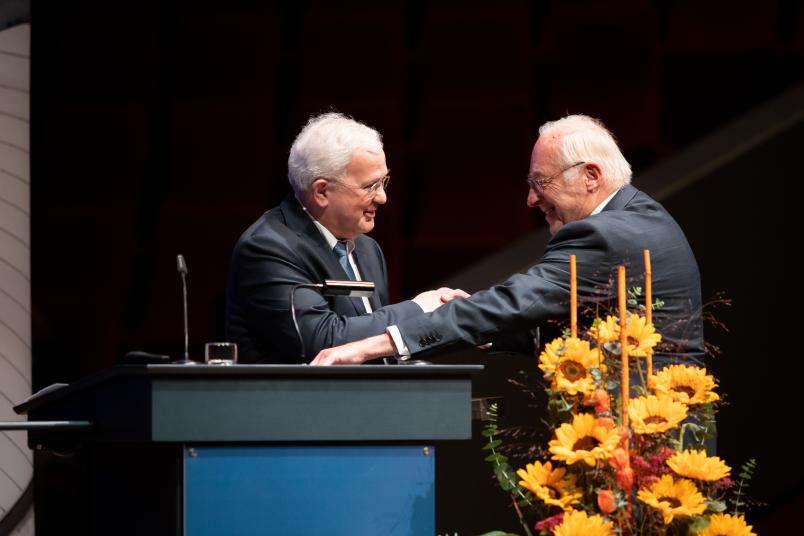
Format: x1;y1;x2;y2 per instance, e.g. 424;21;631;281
529;135;561;175
347;148;387;175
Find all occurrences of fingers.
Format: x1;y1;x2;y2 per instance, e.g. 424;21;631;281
309;351;329;366
439;288;470;302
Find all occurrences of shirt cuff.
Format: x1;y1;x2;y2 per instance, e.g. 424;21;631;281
386;325;411;359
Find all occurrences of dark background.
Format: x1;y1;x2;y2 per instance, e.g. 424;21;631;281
30;1;804;533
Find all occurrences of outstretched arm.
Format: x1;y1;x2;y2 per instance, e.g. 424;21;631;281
310;333;396;365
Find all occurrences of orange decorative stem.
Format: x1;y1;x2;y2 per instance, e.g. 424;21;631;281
570;255;577;338
644;250;653;384
618;265;629;451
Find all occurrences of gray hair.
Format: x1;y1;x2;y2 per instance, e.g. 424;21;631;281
287;112;383;193
539;114;632;188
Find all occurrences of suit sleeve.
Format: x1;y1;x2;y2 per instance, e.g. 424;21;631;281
228;232;422;363
397;220;615;357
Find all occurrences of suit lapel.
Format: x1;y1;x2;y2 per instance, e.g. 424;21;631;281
353;237;383;310
280;195;365;315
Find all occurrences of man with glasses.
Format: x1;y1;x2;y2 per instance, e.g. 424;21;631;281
311;114;704;366
226;112;465;363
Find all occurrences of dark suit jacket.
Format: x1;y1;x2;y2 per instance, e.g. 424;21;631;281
399;185;705;364
226;195;422;363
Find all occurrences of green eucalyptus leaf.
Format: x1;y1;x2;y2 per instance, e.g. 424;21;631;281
483;439;503;450
707;500;727;512
688;516;710;533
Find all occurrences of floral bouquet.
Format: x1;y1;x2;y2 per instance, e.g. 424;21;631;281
482;253;757;536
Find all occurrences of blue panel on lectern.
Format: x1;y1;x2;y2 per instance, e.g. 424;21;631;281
184;446;435;536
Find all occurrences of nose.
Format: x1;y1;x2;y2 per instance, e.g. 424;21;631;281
527;187;540;208
373;184;388;205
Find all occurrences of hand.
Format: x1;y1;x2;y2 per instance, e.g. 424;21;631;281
439;288;469;303
413;287;469;312
310;334;396;366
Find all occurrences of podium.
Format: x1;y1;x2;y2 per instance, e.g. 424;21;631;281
15;364;482;535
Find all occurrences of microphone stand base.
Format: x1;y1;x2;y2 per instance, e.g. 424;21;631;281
170;359;200;365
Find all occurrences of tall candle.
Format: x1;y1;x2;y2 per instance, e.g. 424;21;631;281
618;265;629;451
570;255;577;338
644;249;653;383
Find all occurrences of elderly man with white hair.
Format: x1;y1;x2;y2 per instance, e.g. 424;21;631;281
226;112;464;363
312;114;704;366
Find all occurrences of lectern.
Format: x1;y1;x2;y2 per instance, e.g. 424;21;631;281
15;364;482;535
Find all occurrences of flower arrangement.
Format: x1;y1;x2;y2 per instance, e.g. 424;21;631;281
481;252;757;536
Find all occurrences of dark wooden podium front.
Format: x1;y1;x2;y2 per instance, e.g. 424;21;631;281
16;364;482;535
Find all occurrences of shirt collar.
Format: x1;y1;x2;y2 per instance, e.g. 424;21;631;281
591;188;620;216
301;202;356;254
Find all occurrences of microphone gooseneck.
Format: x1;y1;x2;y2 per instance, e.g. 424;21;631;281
177;254;190;362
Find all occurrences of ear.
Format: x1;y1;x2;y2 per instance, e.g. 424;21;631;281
583;163;602;193
310;178;330;207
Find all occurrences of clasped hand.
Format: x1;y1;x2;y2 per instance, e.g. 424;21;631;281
413;287;470;312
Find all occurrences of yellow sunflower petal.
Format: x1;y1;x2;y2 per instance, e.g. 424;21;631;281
696;513;757;536
553;510;616;536
667;449;731;481
637;474;707;524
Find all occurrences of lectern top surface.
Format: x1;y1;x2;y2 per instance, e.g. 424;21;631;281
15;364;484;414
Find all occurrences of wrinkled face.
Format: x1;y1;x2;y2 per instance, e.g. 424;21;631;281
323;148;389;239
526;137;592;235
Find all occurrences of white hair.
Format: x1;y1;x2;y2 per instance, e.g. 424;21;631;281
287;112;383;193
538;114;632;188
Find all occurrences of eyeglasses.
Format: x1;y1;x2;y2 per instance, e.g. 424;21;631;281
526;161;585;194
332;175;390;198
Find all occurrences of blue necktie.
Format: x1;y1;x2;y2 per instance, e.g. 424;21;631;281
333;241;356;280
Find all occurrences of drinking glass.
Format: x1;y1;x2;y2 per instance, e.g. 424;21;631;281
205;342;237;365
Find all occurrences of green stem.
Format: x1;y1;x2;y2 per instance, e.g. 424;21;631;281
635;353;646;392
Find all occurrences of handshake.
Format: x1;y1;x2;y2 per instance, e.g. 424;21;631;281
309;286;471;366
412;287;470;312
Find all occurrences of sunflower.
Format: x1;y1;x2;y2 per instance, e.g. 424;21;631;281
588;314;661;356
589;315;620;343
666;449;731;482
549;413;621;466
628;395;688;434
696;513;757;536
553;509;616;536
622;314;662;356
637;474;707;524
539;337;605;396
516;460;583;511
651;365;720;405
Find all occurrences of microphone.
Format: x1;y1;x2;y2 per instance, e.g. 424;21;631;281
173;254;196;364
290;280;376;362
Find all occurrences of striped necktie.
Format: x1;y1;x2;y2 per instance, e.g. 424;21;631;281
333;241;356;280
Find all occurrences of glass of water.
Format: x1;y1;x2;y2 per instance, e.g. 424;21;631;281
205;342;237;365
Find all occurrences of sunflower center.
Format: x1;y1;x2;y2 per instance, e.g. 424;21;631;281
559;360;587;381
672;385;696;399
627;336;640;347
658;496;682;508
572;435;600;451
644;416;668;425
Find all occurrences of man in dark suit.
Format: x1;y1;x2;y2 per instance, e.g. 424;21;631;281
310;114;704;365
226;112;464;363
